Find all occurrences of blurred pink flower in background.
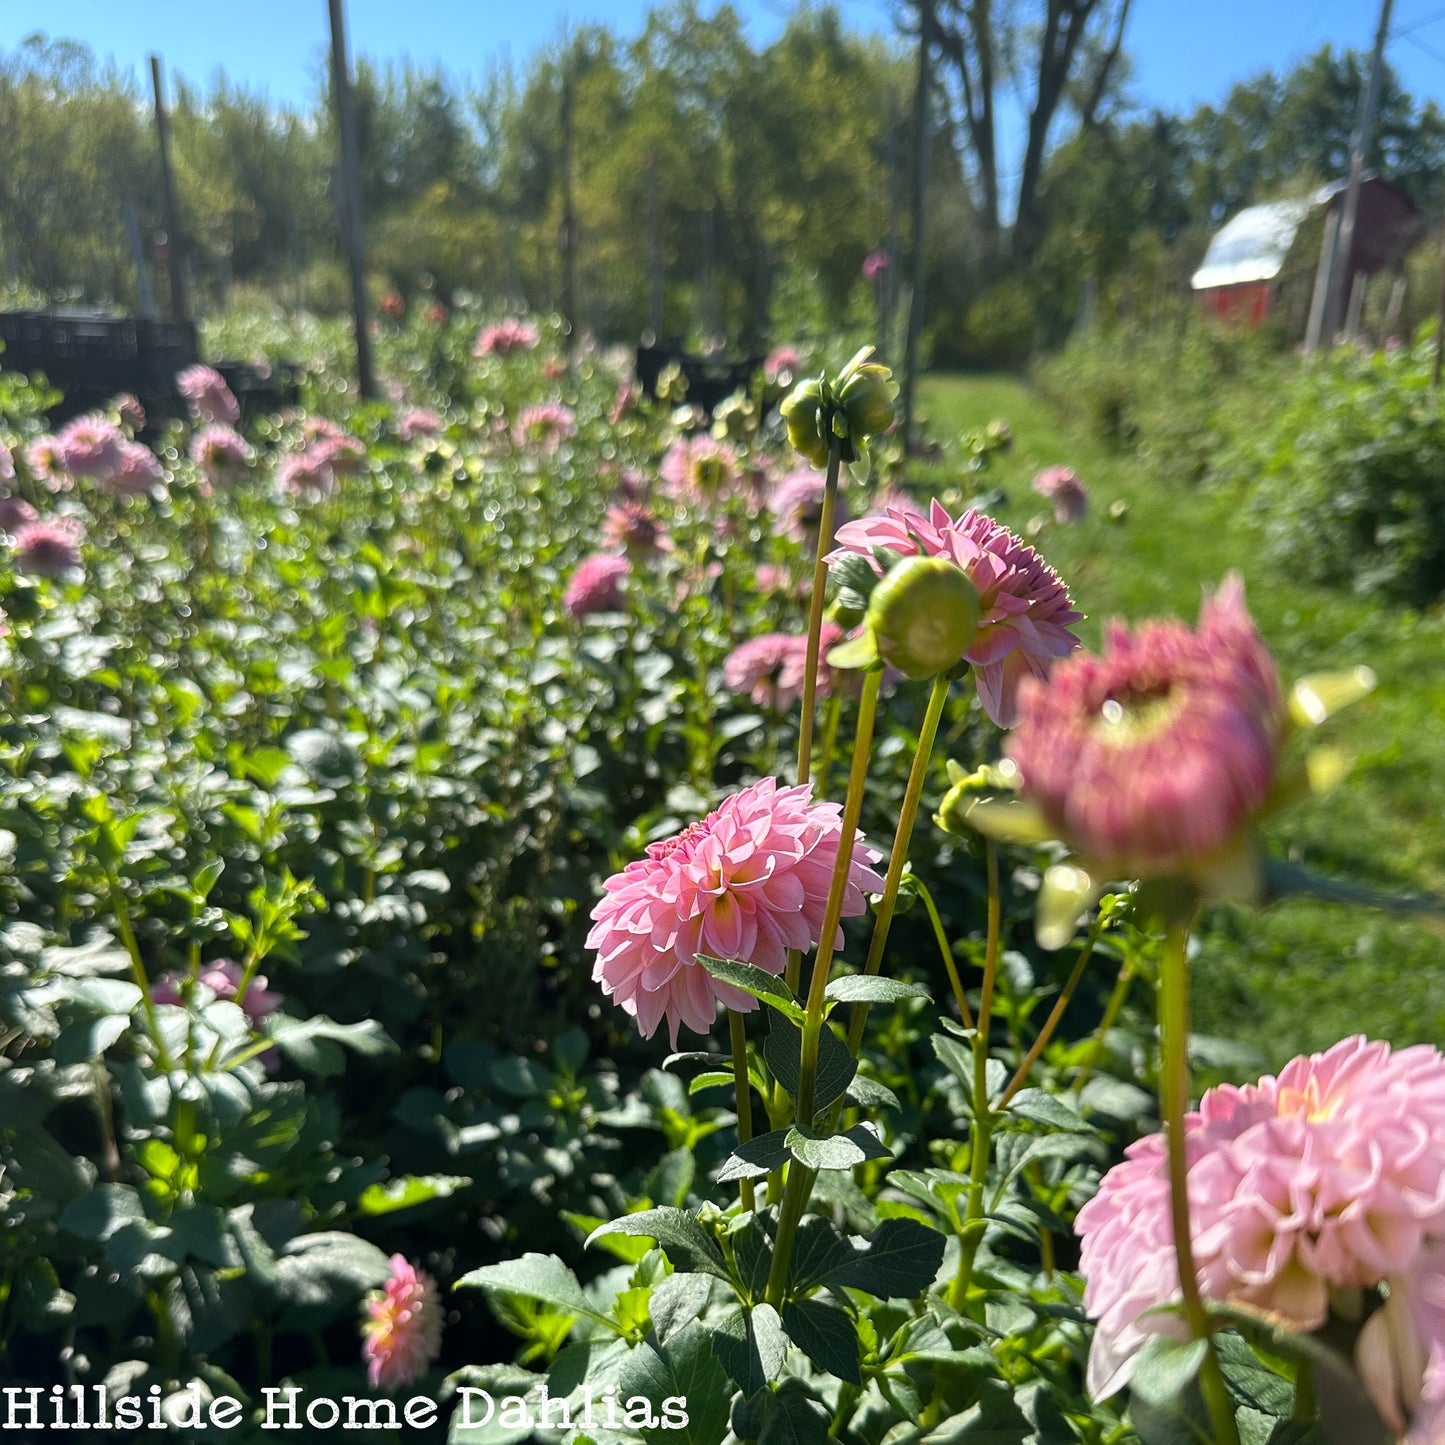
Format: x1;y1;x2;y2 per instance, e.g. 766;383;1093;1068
473;319;540;357
764;346;803;386
12;517;83;576
177;365;241;426
25;435;65;485
1032;465;1089;524
111;440;164;497
772;468;850;548
587;777;885;1045
602;501;670;558
1007;574;1282;877
57;414;124;480
278;446;338;499
830;499;1082;726
152;960;282;1024
660;434;740;506
361;1255;444;1391
397;409;442;441
514;403;577;454
0;444;14;482
0;494;39;533
564;552;630;617
112;393;146;433
190;425;255;484
862;249;891;280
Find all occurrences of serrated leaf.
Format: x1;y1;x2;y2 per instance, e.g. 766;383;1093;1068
585;1208;732;1281
454;1253;612;1325
785;1124;891;1171
781;1297;860;1384
817;1217;944;1300
717;1130;792;1183
616;1320;730;1445
765;1017;856;1115
824;975;931;1006
698;956;804;1020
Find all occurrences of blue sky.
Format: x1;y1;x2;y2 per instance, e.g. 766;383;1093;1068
7;0;1445;121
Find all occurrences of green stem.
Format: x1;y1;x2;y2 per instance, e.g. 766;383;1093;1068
917;877;972;1030
795;439;842;794
104;859;172;1072
845;672;951;1057
729;1010;756;1214
814;691;843;798
1160;921;1239;1445
1293;1357;1317;1422
1072;952;1137;1095
998;913;1104;1109
947;841;1002;1311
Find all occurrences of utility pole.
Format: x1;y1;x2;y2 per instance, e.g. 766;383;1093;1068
645;154;663;339
149;56;190;324
1311;0;1395;350
901;0;933;448
326;0;376;400
560;46;578;369
884;92;902;358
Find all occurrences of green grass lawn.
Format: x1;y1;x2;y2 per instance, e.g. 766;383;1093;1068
915;371;1445;1068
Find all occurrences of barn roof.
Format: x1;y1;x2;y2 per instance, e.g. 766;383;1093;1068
1190;195;1319;290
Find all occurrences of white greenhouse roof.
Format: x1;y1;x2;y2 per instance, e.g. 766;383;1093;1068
1191;197;1318;290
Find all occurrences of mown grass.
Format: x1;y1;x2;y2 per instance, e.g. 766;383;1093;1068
914;370;1445;1067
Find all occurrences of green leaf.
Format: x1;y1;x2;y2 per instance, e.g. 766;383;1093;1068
1002;1088;1089;1133
784;1124;891;1171
649;1273;716;1344
817;1218;944;1300
698;956;803;1021
454;1253;611;1325
585;1208;732;1281
717;1130;792;1183
823;975;931;1006
757;1380;832;1445
845;1074;901;1111
615;1320;730;1445
356;1173;471;1217
713;1302;787;1394
60;1184;146;1242
787;1218;854;1293
765;1017;857;1115
267;1014;395;1077
1130;1336;1209;1411
781;1298;860;1384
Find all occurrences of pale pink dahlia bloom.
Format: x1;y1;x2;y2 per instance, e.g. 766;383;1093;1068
602;501;670;558
1077;1036;1445;1401
829;499;1082;726
361;1255;444;1391
176;364;240;426
660;435;740;506
277;446;338;499
724;635;805;710
190;425;254;483
1358;1238;1445;1443
764;346;803;386
473;318;540;357
25;436;64;484
0;494;39;533
514;403;577;454
152;959;282;1023
1007;574;1282;878
57;414;125;480
397;408;442;441
12;517;83;576
1032;465;1088;524
111;440;164;497
565;553;629;617
772;468;849;548
588;778;885;1045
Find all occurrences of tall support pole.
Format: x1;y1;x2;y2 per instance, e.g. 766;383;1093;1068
1315;0;1395;349
884;91;902;357
149;55;190;324
560;49;578;369
901;0;933;449
646;154;663;338
327;0;376;400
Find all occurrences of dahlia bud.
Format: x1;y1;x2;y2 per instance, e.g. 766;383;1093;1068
780;377;830;468
865;555;979;680
837;359;897;443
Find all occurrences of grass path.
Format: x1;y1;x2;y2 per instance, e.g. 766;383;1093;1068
915;371;1445;1067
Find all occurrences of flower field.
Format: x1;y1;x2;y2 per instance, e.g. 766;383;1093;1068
0;311;1442;1444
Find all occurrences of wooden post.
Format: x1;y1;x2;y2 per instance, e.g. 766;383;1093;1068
646;154;662;339
901;0;933;449
149;56;190;324
1344;270;1368;340
326;0;376;400
1305;206;1343;352
560;49;578;368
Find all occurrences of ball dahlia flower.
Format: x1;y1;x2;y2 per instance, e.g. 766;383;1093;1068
564;553;629;617
1007;574;1282;881
514;403;577;454
176;364;241;426
660;435;740;506
190;425;254;484
828;499;1081;726
12;517;83;576
602;501;669;558
152;959;282;1024
588;778;885;1045
1032;465;1088;524
111;440;164;497
361;1255;444;1391
473;318;540;357
1077;1036;1445;1407
57;414;124;480
772;468;850;549
0;494;39;533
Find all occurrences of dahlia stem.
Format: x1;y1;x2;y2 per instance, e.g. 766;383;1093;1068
997;912;1104;1110
947;840;1002;1311
794;436;842;796
104;856;172;1073
844;671;952;1058
1160;920;1239;1445
917;876;973;1030
764;667;883;1309
728;1010;757;1214
1072;951;1137;1095
814;692;843;798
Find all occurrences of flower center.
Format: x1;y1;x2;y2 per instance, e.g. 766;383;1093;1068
694;455;726;491
1093;684;1184;746
1276;1078;1341;1123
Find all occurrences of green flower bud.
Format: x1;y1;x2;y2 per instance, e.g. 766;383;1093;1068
780;377;831;468
838;361;898;442
865;555;980;680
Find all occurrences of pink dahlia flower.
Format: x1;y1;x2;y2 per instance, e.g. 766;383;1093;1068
587;778;885;1045
565;553;629;617
176;365;240;426
602;501;670;558
0;494;38;533
361;1255;444;1391
473;318;540;357
277;446;338;499
862;249;891;281
111;440;164;497
829;499;1082;726
57;414;124;480
1033;465;1088;524
25;435;64;485
514;403;577;454
660;435;740;506
12;517;83;576
397;408;442;441
1077;1036;1445;1400
1357;1238;1445;1443
190;425;254;484
1007;574;1282;878
764;346;803;386
772;468;849;548
112;393;146;433
152;959;282;1024
724;635;804;710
